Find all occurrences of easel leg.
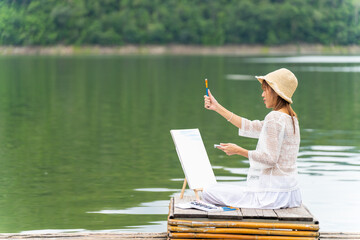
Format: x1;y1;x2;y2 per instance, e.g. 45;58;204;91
180;178;187;199
180;179;203;201
194;189;200;201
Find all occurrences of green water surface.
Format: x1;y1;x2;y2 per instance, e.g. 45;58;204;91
0;55;359;233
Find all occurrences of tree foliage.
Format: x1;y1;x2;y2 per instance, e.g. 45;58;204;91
0;0;359;46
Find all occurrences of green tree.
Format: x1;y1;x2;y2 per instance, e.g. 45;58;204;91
0;0;359;46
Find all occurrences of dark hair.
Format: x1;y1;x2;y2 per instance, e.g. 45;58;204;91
262;81;297;134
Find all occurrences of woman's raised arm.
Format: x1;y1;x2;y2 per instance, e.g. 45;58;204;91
204;89;242;129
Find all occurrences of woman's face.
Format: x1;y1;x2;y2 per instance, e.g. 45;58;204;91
262;84;278;109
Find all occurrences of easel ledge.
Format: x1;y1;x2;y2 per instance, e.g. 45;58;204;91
180;178;202;201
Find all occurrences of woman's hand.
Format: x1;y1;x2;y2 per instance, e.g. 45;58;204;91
217;143;248;158
204;89;219;111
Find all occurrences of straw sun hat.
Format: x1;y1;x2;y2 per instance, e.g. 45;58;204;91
255;68;298;104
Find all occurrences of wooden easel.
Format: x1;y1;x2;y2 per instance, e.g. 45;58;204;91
180;178;202;201
170;129;216;202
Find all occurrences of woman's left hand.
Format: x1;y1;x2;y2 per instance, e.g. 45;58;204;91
217;143;248;158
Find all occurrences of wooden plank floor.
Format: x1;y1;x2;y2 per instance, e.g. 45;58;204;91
172;195;318;224
0;232;359;239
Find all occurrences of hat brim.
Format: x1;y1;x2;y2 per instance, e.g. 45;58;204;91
255;76;293;104
255;76;265;84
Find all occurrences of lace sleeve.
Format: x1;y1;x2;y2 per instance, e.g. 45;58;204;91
238;117;264;139
248;115;285;168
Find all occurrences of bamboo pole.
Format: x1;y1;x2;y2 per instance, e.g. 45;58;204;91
168;219;319;231
169;232;317;240
169;226;319;237
168;197;174;219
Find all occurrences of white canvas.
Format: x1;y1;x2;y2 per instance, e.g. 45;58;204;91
170;129;217;190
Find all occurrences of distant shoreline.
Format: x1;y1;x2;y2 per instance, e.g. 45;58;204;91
1;44;360;56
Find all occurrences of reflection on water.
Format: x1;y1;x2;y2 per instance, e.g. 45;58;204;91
134;188;179;192
248;56;360;63
296;66;360;72
225;74;254;80
88;200;169;215
21;229;87;234
20;221;168;233
0;55;359;233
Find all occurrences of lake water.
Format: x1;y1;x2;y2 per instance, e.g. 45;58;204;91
0;55;359;233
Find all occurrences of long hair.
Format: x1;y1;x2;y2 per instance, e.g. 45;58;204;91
262;81;297;134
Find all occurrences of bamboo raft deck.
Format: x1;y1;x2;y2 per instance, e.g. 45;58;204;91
168;195;321;239
167;195;360;240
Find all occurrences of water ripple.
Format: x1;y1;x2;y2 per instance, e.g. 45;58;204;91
87;200;169;215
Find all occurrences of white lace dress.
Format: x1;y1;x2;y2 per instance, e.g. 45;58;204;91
203;111;302;209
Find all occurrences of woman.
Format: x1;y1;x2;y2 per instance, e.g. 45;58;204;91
203;68;301;209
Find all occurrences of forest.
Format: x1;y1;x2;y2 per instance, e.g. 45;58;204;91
0;0;359;46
